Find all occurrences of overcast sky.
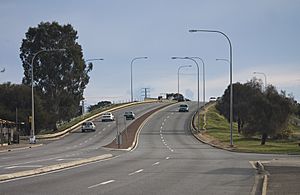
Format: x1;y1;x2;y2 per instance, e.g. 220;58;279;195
1;0;299;106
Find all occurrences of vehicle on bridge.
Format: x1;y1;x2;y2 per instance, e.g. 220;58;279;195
81;121;96;132
101;112;115;122
124;111;135;120
178;104;189;112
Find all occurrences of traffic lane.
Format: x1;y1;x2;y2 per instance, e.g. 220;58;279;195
0;103;179;194
0;102;166;174
81;101;266;194
0;101;279;194
0;102;198;193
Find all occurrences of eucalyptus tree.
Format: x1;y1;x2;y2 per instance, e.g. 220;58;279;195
20;21;92;130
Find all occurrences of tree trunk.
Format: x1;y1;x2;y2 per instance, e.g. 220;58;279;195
237;118;241;134
261;133;268;145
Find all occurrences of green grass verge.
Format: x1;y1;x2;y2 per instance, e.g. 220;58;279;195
39;103;128;135
205;104;300;154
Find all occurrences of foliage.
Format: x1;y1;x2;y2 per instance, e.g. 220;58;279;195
206;104;300;154
87;101;112;112
20;21;92;131
0;83;47;135
216;79;294;145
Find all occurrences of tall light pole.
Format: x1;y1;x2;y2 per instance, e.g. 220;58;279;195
130;57;148;102
191;57;206;107
253;72;267;89
190;29;233;147
30;48;65;144
172;57;200;131
177;65;192;96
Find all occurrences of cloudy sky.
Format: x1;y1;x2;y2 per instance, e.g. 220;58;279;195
0;0;299;106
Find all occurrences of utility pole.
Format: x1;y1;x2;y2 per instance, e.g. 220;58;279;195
141;88;150;100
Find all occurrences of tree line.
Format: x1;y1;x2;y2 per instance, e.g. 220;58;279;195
216;79;298;145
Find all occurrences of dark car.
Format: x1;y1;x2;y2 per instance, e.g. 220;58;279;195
124;111;135;120
179;104;189;112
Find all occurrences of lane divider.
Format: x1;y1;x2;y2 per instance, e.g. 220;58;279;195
88;179;115;189
128;169;144;176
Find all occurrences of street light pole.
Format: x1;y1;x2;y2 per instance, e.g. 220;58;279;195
177;65;192;97
191;57;205;107
190;29;233;147
253;72;267;90
30;48;65;144
172;57;200;131
130;57;148;102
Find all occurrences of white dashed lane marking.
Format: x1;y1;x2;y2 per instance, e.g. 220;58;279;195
128;169;144;176
88;180;115;189
152;162;160;166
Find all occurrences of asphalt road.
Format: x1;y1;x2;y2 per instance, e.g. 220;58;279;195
0;101;296;194
0;102;165;175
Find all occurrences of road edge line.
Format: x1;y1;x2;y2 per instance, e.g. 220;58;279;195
128;103;177;152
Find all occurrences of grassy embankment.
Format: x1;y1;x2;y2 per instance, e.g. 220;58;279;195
39;103;128;135
195;103;300;154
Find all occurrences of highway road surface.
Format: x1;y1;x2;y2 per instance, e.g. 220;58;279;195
0;101;294;194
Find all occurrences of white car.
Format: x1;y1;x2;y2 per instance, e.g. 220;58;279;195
81;121;96;132
101;112;115;122
209;97;217;102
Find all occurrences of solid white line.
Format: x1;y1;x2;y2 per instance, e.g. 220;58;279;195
128;169;144;176
1;157;59;168
88;180;115;189
56;158;83;161
4;165;43;169
152;162;160;166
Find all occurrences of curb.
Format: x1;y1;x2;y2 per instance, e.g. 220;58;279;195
105;102;176;151
0;153;113;182
255;161;268;195
129;103;177;152
190;109;234;152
